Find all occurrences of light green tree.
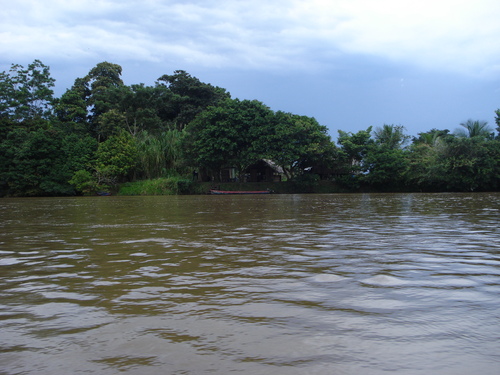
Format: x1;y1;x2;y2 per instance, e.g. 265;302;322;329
95;130;138;186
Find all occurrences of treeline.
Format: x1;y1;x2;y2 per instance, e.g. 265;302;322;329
1;60;499;196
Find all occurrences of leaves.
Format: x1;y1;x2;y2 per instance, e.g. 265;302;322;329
455;119;493;139
0;60;55;122
2;59;500;196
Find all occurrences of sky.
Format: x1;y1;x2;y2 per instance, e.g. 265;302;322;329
1;0;500;139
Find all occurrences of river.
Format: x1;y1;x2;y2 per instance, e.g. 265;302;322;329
0;193;499;374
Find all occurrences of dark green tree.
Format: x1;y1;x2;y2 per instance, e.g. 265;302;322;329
362;146;409;190
494;110;500;139
438;136;499;191
54;77;90;135
0;127;73;196
337;127;374;173
269;112;335;180
184;98;273;180
157;70;230;130
102;84;169;136
360;125;410;190
87;62;124;136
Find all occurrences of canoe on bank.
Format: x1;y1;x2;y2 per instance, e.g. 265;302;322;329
210;189;271;195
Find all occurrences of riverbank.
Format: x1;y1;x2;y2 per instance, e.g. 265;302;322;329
116;178;350;195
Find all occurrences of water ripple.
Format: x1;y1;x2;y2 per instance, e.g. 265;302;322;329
0;193;499;374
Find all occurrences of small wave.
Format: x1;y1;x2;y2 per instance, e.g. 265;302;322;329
0;258;25;266
361;275;407;286
310;274;346;283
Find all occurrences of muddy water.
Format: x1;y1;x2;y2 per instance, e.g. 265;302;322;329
0;193;499;374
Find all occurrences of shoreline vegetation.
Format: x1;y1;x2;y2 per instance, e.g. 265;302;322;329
116;179;350;196
1;60;500;197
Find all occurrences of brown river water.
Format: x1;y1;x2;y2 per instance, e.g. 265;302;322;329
0;193;499;374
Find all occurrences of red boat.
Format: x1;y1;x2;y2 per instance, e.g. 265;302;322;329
210;189;271;195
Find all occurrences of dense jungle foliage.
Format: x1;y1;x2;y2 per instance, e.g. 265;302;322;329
1;60;499;196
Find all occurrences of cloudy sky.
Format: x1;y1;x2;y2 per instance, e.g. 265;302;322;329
1;0;499;138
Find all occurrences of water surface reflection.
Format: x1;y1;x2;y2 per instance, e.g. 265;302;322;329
1;193;499;374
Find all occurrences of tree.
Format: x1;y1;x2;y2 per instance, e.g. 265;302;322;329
362;146;409;190
0;127;73;196
184;98;274;180
406;131;447;191
86;61;123;94
373;124;410;149
95;130;138;186
455;119;493;139
95;108;127;140
438;136;499;191
495;110;500;139
102;84;168;136
69;170;98;195
66;61;125;140
62;133;97;174
337;127;374;173
269;112;335;180
360;125;410;190
406;133;500;192
0;60;55;122
0;70;15;118
54;77;90;135
157;70;230;130
412;128;450;146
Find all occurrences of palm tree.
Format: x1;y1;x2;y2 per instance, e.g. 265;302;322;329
456;119;493;138
414;129;450;147
373;124;409;149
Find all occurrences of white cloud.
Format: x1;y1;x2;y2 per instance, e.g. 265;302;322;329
1;0;499;76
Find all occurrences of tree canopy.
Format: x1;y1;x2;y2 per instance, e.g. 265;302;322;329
1;60;499;196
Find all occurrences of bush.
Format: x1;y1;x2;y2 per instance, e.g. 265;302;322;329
69;170;99;195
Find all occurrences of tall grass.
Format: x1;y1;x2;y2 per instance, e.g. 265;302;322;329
135;130;184;179
118;177;201;195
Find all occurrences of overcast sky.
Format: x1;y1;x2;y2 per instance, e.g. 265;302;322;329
1;0;499;138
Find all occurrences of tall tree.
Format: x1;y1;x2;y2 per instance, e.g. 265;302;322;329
54;77;90;135
157;70;230;130
102;84;169;136
84;62;124;139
